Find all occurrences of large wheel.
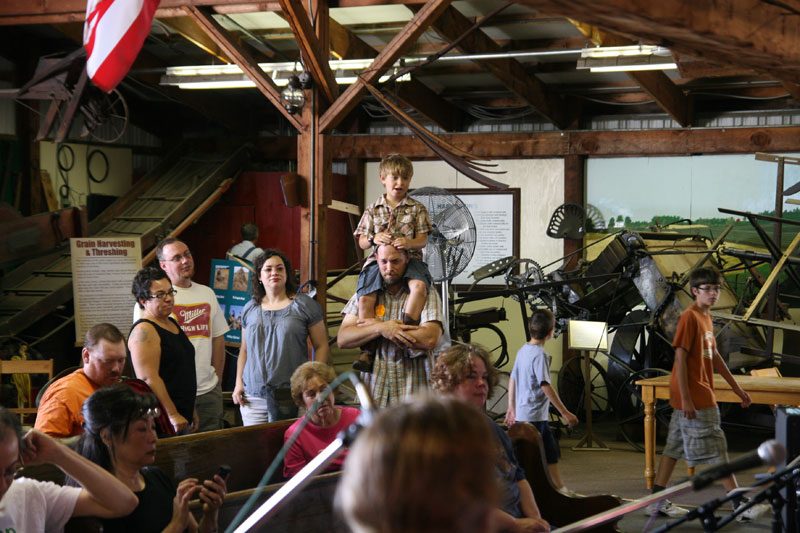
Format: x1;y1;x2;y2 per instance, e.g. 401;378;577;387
456;323;509;369
557;355;612;421
615;367;672;452
82;87;129;143
607;310;673;391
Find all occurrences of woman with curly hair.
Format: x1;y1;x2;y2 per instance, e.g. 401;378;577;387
432;344;550;533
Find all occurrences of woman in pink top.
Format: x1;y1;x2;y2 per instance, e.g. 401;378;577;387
283;362;360;478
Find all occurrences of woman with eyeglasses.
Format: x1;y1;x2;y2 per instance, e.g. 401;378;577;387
70;385;227;533
129;266;197;434
0;406;137;531
233;249;330;425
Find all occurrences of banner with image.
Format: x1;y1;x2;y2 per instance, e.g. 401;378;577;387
210;259;253;342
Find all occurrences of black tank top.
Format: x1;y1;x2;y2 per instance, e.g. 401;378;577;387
130;317;196;423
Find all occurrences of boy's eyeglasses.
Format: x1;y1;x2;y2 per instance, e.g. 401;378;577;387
697;286;721;294
147;288;177;300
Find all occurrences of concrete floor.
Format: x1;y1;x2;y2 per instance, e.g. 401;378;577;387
554;420;783;533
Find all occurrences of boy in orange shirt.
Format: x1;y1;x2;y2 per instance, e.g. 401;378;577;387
645;267;770;522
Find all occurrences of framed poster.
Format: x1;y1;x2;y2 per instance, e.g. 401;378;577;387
450;188;520;287
71;237;142;344
210;259;253;342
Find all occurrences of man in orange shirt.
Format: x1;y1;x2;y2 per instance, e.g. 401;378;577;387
35;323;126;438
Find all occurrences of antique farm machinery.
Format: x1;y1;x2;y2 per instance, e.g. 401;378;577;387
462;207;796;448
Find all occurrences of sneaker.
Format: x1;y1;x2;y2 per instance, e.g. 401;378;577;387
644;499;689;517
735;498;771;522
560;486;581;497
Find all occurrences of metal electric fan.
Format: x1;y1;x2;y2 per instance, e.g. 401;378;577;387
410;187;477;332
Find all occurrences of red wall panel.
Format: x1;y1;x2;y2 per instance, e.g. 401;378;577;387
180;171;349;286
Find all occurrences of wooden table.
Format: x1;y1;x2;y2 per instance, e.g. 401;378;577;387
635;375;800;488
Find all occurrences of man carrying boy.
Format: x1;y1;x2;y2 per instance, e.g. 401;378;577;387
645;267;770;521
352;154;433;372
505;308;578;491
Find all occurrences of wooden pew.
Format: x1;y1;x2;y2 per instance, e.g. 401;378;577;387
509;423;622;533
152;419;294;492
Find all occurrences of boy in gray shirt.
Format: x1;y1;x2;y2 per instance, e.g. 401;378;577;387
505;308;577;491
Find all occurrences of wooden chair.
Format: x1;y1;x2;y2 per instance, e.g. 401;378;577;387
0;359;54;421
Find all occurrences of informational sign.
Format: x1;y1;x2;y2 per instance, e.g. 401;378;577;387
453;189;520;286
71;236;142;344
568;320;609;351
210;258;253;342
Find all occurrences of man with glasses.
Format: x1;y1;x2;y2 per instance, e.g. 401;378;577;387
34;323;127;438
645;267;771;522
133;238;229;432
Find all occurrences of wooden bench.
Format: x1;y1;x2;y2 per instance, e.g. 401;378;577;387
23;419;622;532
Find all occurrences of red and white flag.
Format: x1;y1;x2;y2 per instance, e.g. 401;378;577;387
83;0;160;92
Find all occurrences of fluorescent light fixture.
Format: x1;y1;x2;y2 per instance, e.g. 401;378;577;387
161;59;409;89
577;45;677;72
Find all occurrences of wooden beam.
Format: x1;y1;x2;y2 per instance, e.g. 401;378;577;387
627;70;690;127
328;18;463;131
519;0;800;85
394;79;463;132
583;29;691;127
293;126;800;159
277;0;338;105
329;18;382;60
676;57;754;79
782;81;800;103
184;5;305;131
424;5;569;129
0;0;433;25
319;0;453;133
158;16;232;63
563;154;585;269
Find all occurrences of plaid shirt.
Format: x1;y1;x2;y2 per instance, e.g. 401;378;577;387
342;285;443;408
354;194;432;266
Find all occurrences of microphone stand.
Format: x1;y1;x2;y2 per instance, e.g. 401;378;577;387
553;454;800;533
229;377;376;533
652;459;800;533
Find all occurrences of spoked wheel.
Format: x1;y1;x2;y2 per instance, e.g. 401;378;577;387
81;87;129;143
456;323;509;369
615;368;672;452
557;355;612;421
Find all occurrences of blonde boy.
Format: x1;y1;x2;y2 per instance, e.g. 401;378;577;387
352;154;433;372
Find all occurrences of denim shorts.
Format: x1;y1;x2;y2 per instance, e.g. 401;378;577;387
662;407;729;467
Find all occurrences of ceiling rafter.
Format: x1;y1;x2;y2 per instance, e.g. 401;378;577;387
519;0;800;85
328;18;463;132
277;0;338;105
319;0;453;133
423;4;570;129
594;32;690;127
0;0;432;26
157;16;232;64
184;5;306;131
